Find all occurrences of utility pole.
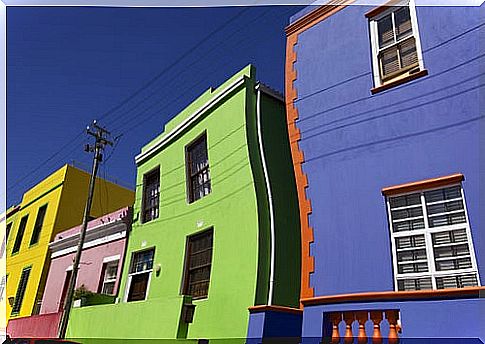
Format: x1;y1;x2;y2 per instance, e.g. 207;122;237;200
58;120;112;339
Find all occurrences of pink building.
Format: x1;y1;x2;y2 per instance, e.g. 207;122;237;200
7;207;131;338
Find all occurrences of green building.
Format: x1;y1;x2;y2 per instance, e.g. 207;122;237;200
67;65;301;343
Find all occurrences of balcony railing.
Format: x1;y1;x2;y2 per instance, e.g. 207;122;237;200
323;310;401;344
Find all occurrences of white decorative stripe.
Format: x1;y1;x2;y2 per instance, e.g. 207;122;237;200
103;254;121;263
135;75;246;165
51;231;126;258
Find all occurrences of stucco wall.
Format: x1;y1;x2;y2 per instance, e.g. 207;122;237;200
291;4;484;296
40;207;129;315
40;238;126;315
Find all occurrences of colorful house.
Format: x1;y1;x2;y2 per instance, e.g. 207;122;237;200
66;65;301;343
283;1;483;342
6;207;132;338
5;164;134;326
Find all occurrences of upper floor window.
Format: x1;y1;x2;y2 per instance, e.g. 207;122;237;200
385;180;480;291
181;228;214;299
368;0;425;89
30;204;48;246
126;248;154;302
12;215;28;255
142;168;160;223
186;133;211;203
99;260;119;295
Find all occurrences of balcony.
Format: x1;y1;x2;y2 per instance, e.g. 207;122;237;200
323;310;400;344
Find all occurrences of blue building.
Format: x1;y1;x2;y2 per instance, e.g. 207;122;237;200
248;1;484;343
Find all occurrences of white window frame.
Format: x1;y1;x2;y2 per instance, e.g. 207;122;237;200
123;249;154;302
100;260;119;295
386;183;480;291
369;0;425;88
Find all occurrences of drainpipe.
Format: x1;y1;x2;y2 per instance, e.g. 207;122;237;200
255;84;275;306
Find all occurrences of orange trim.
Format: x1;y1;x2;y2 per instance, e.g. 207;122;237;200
365;0;408;18
248;305;303;315
285;0;353;37
286;32;314;308
301;287;485;306
382;173;464;196
371;69;428;94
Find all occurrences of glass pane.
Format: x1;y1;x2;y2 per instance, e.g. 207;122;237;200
131;249;154;273
396;235;426;249
380;46;400;77
398;262;428;274
436;274;478;289
433;244;469;259
377;14;394;48
389;193;421;208
395;6;413;40
427;200;464;216
435;257;472;271
393;218;425;232
399;37;418;68
397;277;432;291
432;229;468;245
397;249;427;262
425;186;461;203
391;206;423;220
428;212;466;227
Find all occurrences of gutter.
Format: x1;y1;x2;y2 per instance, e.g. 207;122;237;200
255;83;276;306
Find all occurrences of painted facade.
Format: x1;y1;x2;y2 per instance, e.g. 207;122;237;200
6;207;131;338
281;1;484;342
4;164;134;326
66;65;301;343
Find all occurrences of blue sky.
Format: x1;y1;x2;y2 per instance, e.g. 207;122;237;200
7;5;305;207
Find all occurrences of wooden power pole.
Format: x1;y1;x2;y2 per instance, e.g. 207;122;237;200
58;120;112;339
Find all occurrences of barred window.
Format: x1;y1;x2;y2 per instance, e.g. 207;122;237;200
30;204;48;246
126;249;154;302
186;134;211;203
387;183;480;291
142;168;160;223
12;267;31;315
369;0;424;87
12;215;29;255
182;229;213;299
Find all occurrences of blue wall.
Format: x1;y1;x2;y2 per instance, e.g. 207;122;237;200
301;297;485;342
292;4;484;296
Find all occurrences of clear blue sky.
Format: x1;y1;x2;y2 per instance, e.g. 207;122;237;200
7;5;305;207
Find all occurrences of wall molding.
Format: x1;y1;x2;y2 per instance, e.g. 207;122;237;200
285;32;315;306
301;287;485;306
285;0;353;37
248;305;303;315
381;173;464;196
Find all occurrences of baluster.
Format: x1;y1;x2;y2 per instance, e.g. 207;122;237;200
355;311;368;344
330;312;342;344
343;312;354;344
385;310;400;344
370;311;383;344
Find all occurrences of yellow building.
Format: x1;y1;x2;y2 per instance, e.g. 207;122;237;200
4;164;134;323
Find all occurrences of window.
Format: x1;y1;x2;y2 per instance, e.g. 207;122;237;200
12;267;31;315
99;260;119;295
386;184;480;291
182;229;213;299
30;204;47;246
369;0;424;88
186;134;211;203
0;275;6;301
126;249;154;302
142;168;160;223
12;215;28;255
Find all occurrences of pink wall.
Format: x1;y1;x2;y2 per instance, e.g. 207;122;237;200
40;207;130;315
7;312;62;338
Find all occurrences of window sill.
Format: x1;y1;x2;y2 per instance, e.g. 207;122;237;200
371;69;428;95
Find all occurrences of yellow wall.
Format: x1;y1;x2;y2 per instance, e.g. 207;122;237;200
5;164;134;322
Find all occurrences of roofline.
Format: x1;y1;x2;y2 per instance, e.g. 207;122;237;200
285;0;354;37
134;74;247;165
